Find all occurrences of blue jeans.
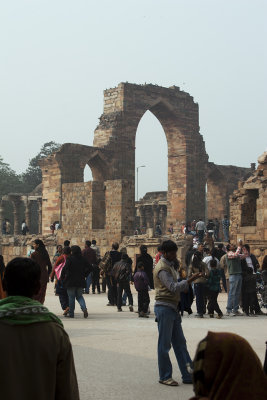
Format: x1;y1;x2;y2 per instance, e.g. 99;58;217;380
154;305;192;382
85;273;92;293
67;287;87;317
122;291;127;305
227;274;242;313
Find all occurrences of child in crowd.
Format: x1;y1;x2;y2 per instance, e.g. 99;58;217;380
133;261;150;318
207;258;223;318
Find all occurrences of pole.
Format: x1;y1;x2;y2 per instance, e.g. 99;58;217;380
137;167;139;201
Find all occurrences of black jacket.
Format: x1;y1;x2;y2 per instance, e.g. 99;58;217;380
61;255;91;288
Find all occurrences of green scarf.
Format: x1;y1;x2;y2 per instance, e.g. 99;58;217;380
0;296;63;327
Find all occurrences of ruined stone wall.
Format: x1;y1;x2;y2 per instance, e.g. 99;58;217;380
0;234;57;264
61;182;93;235
40;157;62;235
207;163;253;221
37;83;252;245
105;179;134;238
94;83;209;227
230;152;267;262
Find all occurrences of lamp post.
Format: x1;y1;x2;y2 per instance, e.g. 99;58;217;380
136;165;146;201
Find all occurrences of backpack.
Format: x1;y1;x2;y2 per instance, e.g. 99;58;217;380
99;251;112;275
117;265;129;283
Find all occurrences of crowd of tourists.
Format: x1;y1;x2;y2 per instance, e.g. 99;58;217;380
0;233;267;400
1;234;267;320
0;240;267;400
180;215;230;242
0;235;267;399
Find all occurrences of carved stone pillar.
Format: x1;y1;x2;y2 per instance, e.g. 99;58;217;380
159;206;166;233
152;203;160;231
37;198;42;235
24;199;32;232
145;206;152;228
12;200;21;235
139;206;145;229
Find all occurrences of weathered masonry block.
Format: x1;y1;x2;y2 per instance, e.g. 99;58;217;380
230;151;267;261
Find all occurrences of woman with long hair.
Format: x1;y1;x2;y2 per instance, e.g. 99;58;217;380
50;246;71;316
31;239;52;304
61;245;90;318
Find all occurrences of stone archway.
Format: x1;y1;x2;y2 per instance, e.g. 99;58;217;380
94;83;209;233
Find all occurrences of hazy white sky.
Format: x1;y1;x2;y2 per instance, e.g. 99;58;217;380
1;0;266;198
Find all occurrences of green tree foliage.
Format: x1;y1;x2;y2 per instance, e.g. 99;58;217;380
21;141;61;192
0;157;24;195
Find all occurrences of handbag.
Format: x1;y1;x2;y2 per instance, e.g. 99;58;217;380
55;256;67;280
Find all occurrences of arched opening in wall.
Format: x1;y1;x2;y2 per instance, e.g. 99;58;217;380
83;163;105;230
83;164;93;182
135;110;168;233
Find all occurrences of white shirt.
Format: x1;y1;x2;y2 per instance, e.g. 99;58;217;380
203;256;220;270
246;256;255;273
196;221;205;231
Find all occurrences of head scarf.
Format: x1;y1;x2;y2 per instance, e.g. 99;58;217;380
0;296;63;327
192;331;267;400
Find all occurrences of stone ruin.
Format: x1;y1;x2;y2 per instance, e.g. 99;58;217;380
38;83;251;246
230;151;267;263
0;83;255;262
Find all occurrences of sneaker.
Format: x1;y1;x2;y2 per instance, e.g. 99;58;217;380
83;309;88;318
209;314;214;318
226;311;231;316
139;311;149;318
129;305;134;312
63;307;70;316
232;311;243;316
216;314;223;319
117;308;123;312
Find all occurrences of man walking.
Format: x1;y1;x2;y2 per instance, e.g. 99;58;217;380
222;215;230;242
154;240;202;386
82;240;97;294
226;241;245;316
100;243;122;306
214;218;220;241
113;253;134;312
196;218;205;243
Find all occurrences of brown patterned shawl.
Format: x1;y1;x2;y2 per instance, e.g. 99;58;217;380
191;331;267;400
